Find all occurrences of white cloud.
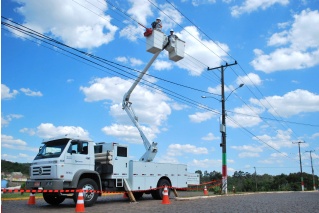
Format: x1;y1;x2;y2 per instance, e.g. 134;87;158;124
311;132;319;139
80;76;172;127
127;0;153;26
167;144;208;156
1;84;19;100
177;26;229;76
231;0;289;17
1;114;23;127
227;105;264;128
270;152;288;158
252;129;299;150
80;76;176;142
251;89;319;117
13;0;118;49
191;0;217;7
153;60;173;71
119;24;145;42
251;9;319;73
202;132;219;141
120;0;153;41
158;3;184;32
258;152;288;165
19;128;36;136
236;73;262;86
1;153;35;162
231;145;263;152
238;152;260;158
80;77;125;103
232;145;263;158
115;56;143;67
129;58;143;66
36;123;90;139
20;88;43;97
189;158;221;169
1;135;27;146
101;124;158;144
189;111;217;123
116;57;128;64
208;84;233;96
157;155;180;164
1;135;38;152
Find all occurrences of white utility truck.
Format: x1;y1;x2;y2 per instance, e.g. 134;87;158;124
25;29;197;206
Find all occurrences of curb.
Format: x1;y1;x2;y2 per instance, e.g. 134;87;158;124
175;191;318;201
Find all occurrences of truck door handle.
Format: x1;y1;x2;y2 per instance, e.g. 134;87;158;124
86;157;90;160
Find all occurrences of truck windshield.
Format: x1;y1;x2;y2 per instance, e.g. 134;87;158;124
34;138;70;160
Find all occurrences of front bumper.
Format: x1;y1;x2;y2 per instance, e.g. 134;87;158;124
25;179;64;190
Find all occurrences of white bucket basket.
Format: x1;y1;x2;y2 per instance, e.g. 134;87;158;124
146;30;165;54
168;38;185;62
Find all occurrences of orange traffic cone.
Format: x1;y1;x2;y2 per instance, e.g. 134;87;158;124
203;185;208;195
161;185;170;205
75;190;85;212
27;193;36;205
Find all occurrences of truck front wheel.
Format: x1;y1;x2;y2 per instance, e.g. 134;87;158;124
43;192;65;205
74;178;99;207
151;178;171;200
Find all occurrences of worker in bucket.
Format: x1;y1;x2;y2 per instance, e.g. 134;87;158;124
163;29;178;50
151;18;162;31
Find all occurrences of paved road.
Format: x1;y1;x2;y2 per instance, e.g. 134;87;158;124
2;191;318;213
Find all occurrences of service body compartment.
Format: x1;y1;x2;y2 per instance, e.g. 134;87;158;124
95;142;129;179
128;160;188;191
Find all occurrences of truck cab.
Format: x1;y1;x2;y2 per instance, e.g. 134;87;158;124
26;138;102;206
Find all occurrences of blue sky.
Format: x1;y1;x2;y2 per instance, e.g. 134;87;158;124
1;0;319;176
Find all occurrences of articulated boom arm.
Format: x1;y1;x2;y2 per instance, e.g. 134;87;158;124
122;51;161;162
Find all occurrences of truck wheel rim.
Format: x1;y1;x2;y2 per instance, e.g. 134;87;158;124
82;184;95;201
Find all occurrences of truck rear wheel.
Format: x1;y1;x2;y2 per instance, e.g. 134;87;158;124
151;178;171;200
43;192;65;205
73;178;99;207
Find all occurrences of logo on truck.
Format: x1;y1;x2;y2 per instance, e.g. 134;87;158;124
38;167;42;175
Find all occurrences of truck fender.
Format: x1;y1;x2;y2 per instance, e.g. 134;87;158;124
70;169;102;192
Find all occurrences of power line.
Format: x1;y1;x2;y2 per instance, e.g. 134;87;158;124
2;16;222;116
159;0;311;146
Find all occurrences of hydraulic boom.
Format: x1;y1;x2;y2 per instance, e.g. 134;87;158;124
122;51;161;162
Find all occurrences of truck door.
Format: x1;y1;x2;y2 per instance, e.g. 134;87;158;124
112;145;128;178
64;141;94;180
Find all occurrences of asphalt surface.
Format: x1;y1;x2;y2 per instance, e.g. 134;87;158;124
1;191;318;213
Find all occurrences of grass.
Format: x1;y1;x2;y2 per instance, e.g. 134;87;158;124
1;192;42;200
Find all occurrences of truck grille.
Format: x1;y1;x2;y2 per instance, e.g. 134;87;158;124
32;166;51;176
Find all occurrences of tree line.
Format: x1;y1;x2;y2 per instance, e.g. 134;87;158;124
1;160;30;177
195;170;318;192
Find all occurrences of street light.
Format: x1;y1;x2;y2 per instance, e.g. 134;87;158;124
204;61;243;195
201;84;243;101
225;83;244;101
201;95;220;101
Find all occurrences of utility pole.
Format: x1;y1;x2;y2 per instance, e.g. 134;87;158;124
292;141;305;191
207;61;237;194
254;167;257;192
306;150;316;190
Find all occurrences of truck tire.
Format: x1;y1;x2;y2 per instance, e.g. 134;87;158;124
151;178;171;200
43;192;65;206
73;178;99;207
